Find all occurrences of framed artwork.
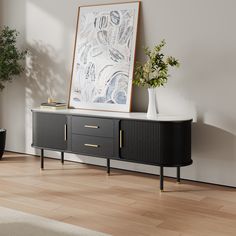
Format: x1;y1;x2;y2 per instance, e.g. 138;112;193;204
68;1;140;112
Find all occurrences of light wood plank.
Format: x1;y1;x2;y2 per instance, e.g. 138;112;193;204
0;152;236;236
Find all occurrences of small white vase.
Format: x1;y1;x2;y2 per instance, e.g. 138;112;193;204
147;87;158;119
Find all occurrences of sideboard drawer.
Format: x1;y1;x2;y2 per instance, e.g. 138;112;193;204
72;134;113;157
72;116;114;137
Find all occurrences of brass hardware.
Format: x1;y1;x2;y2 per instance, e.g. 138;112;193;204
119;130;123;148
84;125;99;129
84;143;99;148
64;124;67;141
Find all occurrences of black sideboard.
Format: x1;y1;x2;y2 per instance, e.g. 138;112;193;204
32;109;192;191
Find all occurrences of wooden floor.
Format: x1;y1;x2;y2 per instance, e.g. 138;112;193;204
0;152;236;236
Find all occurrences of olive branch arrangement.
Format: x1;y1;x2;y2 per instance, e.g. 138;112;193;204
133;40;180;88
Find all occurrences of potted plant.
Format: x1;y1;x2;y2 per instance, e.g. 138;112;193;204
0;26;27;159
133;40;180;118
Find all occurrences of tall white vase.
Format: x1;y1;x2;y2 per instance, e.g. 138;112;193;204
147;87;158;119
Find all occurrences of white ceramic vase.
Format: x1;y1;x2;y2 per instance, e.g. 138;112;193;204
147;87;158;119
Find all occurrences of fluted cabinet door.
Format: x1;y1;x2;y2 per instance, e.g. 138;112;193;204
33;113;68;151
120;120;161;165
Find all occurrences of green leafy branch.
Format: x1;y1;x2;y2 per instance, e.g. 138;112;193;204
133;40;180;88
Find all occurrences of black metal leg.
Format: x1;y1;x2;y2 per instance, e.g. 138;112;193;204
160;166;164;191
41;149;44;169
61;152;64;164
107;158;110;174
177;166;180;183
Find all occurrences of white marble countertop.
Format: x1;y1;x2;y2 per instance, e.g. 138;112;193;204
32;108;193;122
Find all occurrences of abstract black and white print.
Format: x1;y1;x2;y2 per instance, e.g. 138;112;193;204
69;2;139;112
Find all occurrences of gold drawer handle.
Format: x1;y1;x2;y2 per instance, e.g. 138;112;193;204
84;143;99;148
120;130;123;148
84;125;99;129
64;124;67;141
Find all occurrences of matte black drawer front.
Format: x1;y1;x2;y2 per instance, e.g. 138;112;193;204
72;116;114;137
72;134;113;157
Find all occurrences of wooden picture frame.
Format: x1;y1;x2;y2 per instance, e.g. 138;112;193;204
68;1;140;112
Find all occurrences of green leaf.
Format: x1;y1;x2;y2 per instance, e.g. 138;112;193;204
133;39;180;88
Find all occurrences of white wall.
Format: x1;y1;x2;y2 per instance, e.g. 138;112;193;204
1;0;236;187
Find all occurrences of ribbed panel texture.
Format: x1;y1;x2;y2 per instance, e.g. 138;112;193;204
120;120;160;164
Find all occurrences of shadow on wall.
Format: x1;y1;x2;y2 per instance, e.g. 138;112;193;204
29;0;76;30
26;40;68;107
25;40;70;154
179;44;236;185
179;44;236;135
131;4;148;112
191;117;236;185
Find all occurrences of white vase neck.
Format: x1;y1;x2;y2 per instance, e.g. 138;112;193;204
147;87;158;119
